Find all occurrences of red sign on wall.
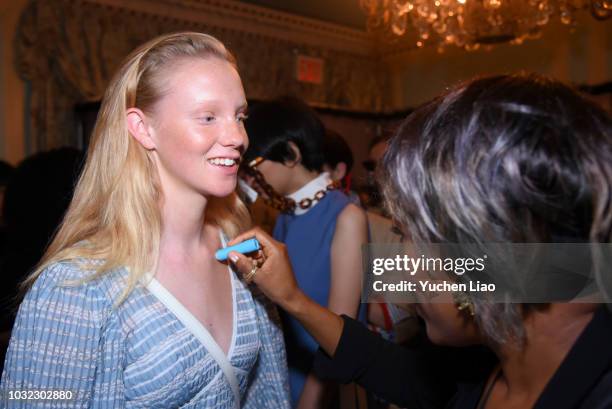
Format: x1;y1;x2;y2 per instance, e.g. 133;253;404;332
296;55;324;84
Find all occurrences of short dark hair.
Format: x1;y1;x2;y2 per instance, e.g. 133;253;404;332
323;129;354;174
381;73;612;343
382;73;612;244
244;97;325;172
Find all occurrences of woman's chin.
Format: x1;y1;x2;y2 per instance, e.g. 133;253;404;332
425;323;479;347
202;183;237;199
424;326;451;345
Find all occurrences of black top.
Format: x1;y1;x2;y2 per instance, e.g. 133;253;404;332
313;307;612;409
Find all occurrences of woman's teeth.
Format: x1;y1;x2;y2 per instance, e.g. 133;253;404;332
208;158;236;166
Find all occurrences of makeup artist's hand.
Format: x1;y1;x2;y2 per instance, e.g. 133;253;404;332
227;227;304;311
228;228;345;357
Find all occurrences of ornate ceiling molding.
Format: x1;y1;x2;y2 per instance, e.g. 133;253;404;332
85;0;377;57
16;0;388;152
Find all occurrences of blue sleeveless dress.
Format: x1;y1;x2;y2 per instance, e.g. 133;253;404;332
273;190;365;406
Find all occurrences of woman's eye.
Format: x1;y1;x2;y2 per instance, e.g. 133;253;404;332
200;114;216;123
237;114;249;123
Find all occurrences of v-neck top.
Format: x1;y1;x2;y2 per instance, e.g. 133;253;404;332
313;307;612;409
1;260;291;408
451;305;612;409
145;274;240;407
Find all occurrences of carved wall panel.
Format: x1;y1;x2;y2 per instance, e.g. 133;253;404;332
15;0;388;151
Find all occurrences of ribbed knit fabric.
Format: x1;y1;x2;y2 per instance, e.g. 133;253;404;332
1;260;290;408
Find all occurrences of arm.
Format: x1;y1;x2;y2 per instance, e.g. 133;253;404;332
228;226;366;405
0;262;125;408
227;228;345;357
227;228;467;409
242;287;291;409
313;316;454;409
328;203;367;318
297;204;368;408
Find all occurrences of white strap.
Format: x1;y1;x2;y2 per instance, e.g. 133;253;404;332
146;279;241;408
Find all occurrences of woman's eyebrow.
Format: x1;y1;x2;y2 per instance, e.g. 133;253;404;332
193;99;221;107
191;100;247;113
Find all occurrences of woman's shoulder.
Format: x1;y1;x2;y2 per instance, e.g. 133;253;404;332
326;189;352;207
336;202;367;231
34;259;98;281
35;259;127;285
28;259;129;307
304;190;359;222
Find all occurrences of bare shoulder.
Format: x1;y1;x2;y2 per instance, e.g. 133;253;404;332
337;203;367;231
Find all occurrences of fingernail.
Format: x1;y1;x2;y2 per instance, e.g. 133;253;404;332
229;253;239;263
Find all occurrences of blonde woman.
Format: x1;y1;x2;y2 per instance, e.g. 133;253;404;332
0;32;290;408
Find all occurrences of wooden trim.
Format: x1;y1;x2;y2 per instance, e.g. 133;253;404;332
85;0;377;56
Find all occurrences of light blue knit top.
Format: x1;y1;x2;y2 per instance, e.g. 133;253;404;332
0;260;290;408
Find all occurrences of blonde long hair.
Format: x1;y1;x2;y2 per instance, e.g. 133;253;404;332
25;32;251;302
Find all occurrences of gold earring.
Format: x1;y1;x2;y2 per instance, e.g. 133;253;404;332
453;292;475;316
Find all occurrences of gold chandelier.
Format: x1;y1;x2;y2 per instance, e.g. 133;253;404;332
360;0;612;50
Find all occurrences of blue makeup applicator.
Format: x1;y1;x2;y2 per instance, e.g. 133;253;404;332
215;238;261;261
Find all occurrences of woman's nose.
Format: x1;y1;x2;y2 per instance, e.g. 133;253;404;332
220;120;247;148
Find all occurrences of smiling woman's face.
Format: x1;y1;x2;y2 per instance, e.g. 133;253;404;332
146;57;249;199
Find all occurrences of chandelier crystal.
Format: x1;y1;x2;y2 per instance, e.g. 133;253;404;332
360;0;612;50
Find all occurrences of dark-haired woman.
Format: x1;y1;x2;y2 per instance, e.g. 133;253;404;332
243;98;368;408
232;74;612;409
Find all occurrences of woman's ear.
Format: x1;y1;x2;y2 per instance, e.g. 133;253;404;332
284;141;302;168
331;162;347;181
126;108;156;150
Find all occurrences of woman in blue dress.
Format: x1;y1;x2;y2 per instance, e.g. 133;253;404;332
242;98;368;408
1;32;290;408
